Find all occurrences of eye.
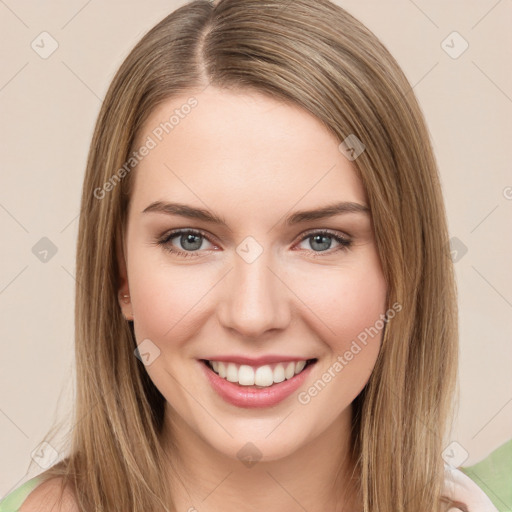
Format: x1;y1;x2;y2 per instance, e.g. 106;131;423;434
155;229;216;258
296;230;352;257
154;228;352;258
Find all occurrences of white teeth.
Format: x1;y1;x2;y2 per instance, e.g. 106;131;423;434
207;359;312;387
239;365;255;385
254;365;274;386
295;361;306;374
284;362;295;380
226;363;238;382
273;364;285;383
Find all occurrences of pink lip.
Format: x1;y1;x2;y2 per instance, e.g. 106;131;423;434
198;359;316;408
202;354;314;366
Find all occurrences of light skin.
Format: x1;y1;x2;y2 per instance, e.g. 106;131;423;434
118;87;387;512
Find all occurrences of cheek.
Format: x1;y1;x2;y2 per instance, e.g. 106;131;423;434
127;248;214;343
330;273;387;351
293;256;387;399
296;257;387;348
129;241;387;347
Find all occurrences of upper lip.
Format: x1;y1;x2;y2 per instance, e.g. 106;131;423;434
200;355;317;366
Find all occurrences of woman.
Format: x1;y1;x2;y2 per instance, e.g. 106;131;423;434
1;0;500;510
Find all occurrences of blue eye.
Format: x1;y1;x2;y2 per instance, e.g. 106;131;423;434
156;229;214;258
297;230;352;256
155;229;352;258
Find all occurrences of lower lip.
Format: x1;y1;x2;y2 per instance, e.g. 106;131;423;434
198;360;316;408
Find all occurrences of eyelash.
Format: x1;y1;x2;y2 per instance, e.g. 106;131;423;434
154;228;352;259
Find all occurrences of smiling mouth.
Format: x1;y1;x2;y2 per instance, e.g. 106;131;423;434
200;358;317;388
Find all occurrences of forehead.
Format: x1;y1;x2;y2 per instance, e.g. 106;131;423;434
129;87;367;213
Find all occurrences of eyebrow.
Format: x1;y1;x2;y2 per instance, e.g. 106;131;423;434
142;200;370;228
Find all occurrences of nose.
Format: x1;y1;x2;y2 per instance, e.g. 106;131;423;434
217;249;292;339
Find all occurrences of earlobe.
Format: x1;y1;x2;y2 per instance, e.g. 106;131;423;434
115;227;134;321
118;291;134;321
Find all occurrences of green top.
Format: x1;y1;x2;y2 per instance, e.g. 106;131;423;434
1;440;510;511
0;476;43;512
460;438;512;512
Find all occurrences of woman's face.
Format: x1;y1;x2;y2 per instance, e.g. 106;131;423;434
119;87;387;462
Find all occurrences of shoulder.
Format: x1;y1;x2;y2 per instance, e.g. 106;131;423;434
18;477;79;512
443;438;512;512
0;477;41;512
458;438;512;512
444;464;499;511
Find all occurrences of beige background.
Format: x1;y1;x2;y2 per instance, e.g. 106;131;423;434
1;0;511;496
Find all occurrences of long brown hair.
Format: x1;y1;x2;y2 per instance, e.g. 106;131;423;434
34;1;459;510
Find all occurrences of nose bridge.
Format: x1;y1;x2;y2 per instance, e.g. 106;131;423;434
219;243;290;337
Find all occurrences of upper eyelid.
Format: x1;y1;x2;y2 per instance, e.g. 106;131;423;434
160;228;218;247
299;227;351;239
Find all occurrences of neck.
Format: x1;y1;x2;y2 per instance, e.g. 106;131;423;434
161;404;361;512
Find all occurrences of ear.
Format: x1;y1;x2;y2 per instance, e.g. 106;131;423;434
116;226;134;321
